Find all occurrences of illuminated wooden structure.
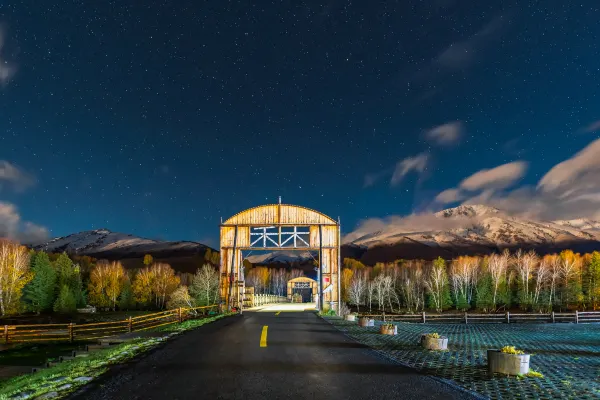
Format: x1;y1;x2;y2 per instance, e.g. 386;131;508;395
287;276;317;303
220;200;341;312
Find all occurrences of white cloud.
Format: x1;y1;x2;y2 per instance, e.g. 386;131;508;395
432;138;600;221
390;153;429;186
424;121;464;146
538;138;600;194
435;161;527;206
460;161;528;191
435;188;463;203
0;202;49;244
343;211;480;243
0;160;36;192
0;27;16;85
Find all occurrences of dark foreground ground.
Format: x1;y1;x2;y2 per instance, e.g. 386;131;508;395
70;310;477;400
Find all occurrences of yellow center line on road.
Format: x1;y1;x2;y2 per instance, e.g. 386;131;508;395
260;326;268;347
275;311;281;316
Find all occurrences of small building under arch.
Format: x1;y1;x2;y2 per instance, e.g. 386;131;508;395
287;276;317;303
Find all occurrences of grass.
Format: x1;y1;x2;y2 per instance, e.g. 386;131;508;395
0;313;231;400
0;344;78;367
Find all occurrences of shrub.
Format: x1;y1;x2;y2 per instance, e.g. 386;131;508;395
501;345;525;355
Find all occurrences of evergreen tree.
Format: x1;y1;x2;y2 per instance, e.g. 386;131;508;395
118;280;136;310
475;272;494;312
54;253;86;307
23;251;57;313
588;252;600;309
53;285;77;313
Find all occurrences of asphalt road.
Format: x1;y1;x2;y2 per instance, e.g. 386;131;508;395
71;309;477;400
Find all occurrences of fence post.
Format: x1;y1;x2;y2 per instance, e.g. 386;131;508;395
464;312;468;324
506;311;510;324
382;311;386;322
4;325;8;344
422;311;426;324
575;310;579;324
128;317;132;333
68;323;74;343
178;307;183;323
551;311;555;323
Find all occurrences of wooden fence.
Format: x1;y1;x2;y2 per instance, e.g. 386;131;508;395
358;310;600;324
242;294;288;309
3;305;219;344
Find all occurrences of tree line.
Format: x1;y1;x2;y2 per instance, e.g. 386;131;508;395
341;249;600;313
0;239;220;316
244;265;305;296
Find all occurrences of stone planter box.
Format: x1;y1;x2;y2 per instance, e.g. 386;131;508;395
379;325;397;335
420;335;448;350
487;349;530;376
344;314;357;322
358;317;374;327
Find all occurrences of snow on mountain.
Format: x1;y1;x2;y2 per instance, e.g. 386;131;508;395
246;251;315;265
343;205;600;263
33;229;209;259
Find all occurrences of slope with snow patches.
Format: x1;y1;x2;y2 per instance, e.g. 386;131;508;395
342;205;600;263
33;229;209;259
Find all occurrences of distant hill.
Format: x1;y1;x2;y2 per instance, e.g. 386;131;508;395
341;205;600;264
33;205;600;271
32;229;215;273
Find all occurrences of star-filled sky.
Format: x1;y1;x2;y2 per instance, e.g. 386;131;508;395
1;1;600;247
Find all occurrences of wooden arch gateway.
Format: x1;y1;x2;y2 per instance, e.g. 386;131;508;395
220;200;340;312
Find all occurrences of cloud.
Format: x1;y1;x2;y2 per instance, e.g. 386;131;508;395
364;153;429;188
435;161;528;204
436;15;506;70
349;138;600;243
390;153;429;186
0;26;16;85
538;138;600;194
0;161;36;192
0;202;49;244
435;188;463;203
363;169;391;188
460;161;528;191
424;121;464;146
435;138;600;221
582;120;600;133
343;211;481;243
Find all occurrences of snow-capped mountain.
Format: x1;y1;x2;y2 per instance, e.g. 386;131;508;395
342;205;600;264
33;229;211;260
246;251;316;265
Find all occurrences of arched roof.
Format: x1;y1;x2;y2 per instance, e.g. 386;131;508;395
288;276;316;283
223;204;337;225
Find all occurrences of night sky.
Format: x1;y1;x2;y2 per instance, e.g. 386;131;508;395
1;1;599;246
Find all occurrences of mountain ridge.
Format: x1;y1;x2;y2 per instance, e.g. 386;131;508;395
343;205;600;264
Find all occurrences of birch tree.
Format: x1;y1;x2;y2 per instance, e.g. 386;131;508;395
424;257;452;313
0;240;32;315
190;264;220;306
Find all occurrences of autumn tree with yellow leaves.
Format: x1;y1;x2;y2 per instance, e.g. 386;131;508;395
132;262;180;309
88;261;126;310
0;240;33;316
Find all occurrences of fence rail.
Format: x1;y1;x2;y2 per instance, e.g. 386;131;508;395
358;310;600;324
242;294;288;308
3;305;219;344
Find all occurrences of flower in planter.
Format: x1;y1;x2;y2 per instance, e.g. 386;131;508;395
425;332;440;339
501;346;525;355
